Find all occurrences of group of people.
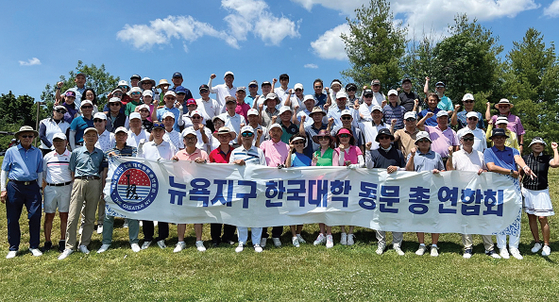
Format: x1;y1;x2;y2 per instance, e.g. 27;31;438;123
2;71;557;260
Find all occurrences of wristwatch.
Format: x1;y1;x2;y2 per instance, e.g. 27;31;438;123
509;169;514;176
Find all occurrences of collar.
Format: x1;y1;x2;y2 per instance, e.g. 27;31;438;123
17;144;36;151
418;149;433;156
380;145;392;152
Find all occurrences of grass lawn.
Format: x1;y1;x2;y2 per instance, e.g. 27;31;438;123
0;159;558;301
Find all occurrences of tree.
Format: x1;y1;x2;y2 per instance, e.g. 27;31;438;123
341;0;407;90
400;30;439;97
429;14;503;104
501;28;559;147
41;60;120;112
0;92;40;149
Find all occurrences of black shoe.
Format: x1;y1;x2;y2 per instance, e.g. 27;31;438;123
58;240;66;253
43;241;52;252
212;242;219;248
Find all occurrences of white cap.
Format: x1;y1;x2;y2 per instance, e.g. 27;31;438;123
137;104;150;111
240;125;254;134
118;80;129;87
459;129;474;139
93;112;107;120
466;111;478;119
462;93;474;101
84;127;98;135
190;110;203;118
162;111;176;120
142;90;153;97
247;109;259;116
387;89;398;96
129;112;141;120
436;110;449;118
182;128;197;138
129;87;142;94
294;83;304;90
303;95;315;102
371;105;382;112
52;133;67;140
404;111;417;120
268;123;282;132
336;91;348;99
415;131;431;143
236;86;246;92
278;106;293;115
80;100;93;108
224;71;234;78
164;91;177;97
341;109;352;117
115;126;128;134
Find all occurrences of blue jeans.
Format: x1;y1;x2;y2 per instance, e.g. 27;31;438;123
6;181;42;251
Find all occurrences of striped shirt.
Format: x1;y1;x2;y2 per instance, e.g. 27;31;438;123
43;149;72;184
229;145;266;166
383;103;406;130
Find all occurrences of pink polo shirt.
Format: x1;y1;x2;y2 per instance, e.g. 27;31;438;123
425;125;459;158
174;148;209;161
260;139;290;167
335;145;362;164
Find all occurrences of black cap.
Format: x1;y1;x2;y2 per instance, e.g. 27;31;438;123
402;78;412;84
199;84;209;91
375;128;395;142
130;74;141;80
173;72;183;78
490;128;509;139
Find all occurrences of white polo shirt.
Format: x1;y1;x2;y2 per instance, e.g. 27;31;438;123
43;149;73;184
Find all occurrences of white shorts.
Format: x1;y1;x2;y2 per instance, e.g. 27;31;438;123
44;184;73;213
522;188;554;217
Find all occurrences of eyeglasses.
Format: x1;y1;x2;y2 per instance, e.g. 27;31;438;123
468;117;478;121
339;134;351;138
81;106;93;109
93;119;104;123
295;89;303;92
341;116;351;120
462;137;474;141
131;92;141;96
242;132;254;137
378;136;391;140
184;136;197;141
463;100;474;103
20;135;34;139
109;103;121;106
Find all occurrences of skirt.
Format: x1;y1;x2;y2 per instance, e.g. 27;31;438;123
522;188;555;216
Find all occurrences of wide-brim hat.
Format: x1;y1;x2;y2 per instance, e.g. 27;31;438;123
140;77;156;86
213;127;237;140
157;79;171;88
528;137;547;148
495;98;514;109
309;106;326;117
14;125;39;138
375;128;394;142
312;130;332;144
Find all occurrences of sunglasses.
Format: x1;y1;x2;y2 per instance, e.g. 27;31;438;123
242;132;254;137
292;141;304;145
338;134;351;138
200;90;209;93
20;135;34;139
378;136;391;140
463;100;474;103
93;119;104;123
131;92;141;95
341;116;351;120
462;137;474;141
118;86;128;89
184;136;197;141
191;116;201;119
295;89;303;92
55;109;67;114
249;85;258;88
317;136;329;140
314;86;322;89
81;106;93;109
364;95;373;98
347;88;357;92
109;103;121;106
468;117;478;121
405;118;416;122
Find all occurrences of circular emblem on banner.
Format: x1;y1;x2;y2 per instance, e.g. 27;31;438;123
110;161;159;212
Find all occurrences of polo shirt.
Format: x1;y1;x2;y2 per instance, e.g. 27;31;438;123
125;100;142;116
522;153;551;190
290;152;312;167
451;149;485;172
437;95;453;111
261;108;279;128
367;146;406;169
483;146;519;171
327;107;359;129
230;145;266;166
163;129;184;151
139;140;176;161
314;93;327;108
69;146;105;177
274;87;290;103
394;127;420;158
126;129;150;148
95;130;116;152
235;102;251;120
457;127;486;153
209;147;233;163
407;149;444;172
62;102;79;123
456;110;485;130
362;121;388;150
425;125;459;158
359;102;375;122
70;115;94;145
39;118;71;150
382;103;406;130
332;125;365;147
43;149;72;184
2;144;43;181
209;83;236;108
490;113;525;136
156;106;181;132
280;122;299;144
196;97;221;120
398;91;420;112
174;148;209;161
260;139;290;167
418;108;441;126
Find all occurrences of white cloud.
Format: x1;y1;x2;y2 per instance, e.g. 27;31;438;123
310;23;349;60
291;0;367;15
19;57;41;66
544;0;559;17
304;63;319;68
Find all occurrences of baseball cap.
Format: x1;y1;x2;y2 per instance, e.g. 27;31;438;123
436;110;449;118
172;72;183;78
341;109;352;117
247;109;259;116
186;99;197;106
466;111;478;119
130;74;141;80
415;131;431;143
404;111;417;120
278;106;293;115
164;91;177;98
240;125;254;134
65;90;76;98
142;90;153;97
114;127;128;134
224;71;234;78
182;128;197;138
129;112;141;120
80;100;93;108
236;86;246;93
162;112;175;120
84;127;98;135
528;137;547;148
462;93;474;101
371;105;382;112
93;112;107;120
53;133;67;140
294;83;304;90
336;92;348;100
387;89;398;96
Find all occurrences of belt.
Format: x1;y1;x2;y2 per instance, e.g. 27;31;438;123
9;180;36;186
75;176;100;180
47;181;73;187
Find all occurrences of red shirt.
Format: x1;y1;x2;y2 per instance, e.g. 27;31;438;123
209;146;233;163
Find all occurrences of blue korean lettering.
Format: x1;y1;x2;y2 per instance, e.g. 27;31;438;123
189;178;211;207
483;189;504;216
210;179;234;207
409;186;430;214
236;180;257;209
438;186;458;214
168;176;186;205
265;180;285;208
461;188;483;216
330;180;352;208
379;185;399;213
308;180;328;207
358;181;377;210
287;180;306;207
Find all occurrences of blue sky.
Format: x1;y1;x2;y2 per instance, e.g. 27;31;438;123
1;0;559;102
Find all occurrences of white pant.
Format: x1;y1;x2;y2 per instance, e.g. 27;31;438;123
237;227;263;246
496;234;520;249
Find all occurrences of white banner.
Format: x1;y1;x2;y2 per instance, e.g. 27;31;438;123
104;157;522;235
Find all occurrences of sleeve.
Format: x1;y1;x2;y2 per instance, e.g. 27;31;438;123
1;170;7;192
515;116;525;135
452;131;460;146
1;149;11;171
36;152;44;173
185;89;193;100
39;121;52;148
259;149;267;166
332;149;340;166
69;151;77;172
483;149;494;165
437;154;445;170
365;150;374;169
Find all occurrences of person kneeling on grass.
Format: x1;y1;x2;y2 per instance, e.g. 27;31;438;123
405;131;445;257
230;126;266;253
172;128;209;253
521;138;559;257
97;127;141;254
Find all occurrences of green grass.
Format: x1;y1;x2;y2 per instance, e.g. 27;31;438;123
1;164;559;301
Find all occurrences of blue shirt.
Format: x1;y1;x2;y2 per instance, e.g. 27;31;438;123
69;146;105;177
156;106;181;132
1;144;43;181
70;115;94;144
437;95;453;111
456;110;485;130
291;152;311;167
314;93;327;108
407;149;444;172
418;108;441;127
483;146;519;171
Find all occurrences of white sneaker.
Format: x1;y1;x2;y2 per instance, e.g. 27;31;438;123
78;245;90;254
430;245;439;257
97;244;111;254
6;251;17;259
29;248;42;257
394;246;405;256
292;236;300;247
463;249;473;259
96;225;103;234
260;238;267;248
376;242;386;255
196;241;206;252
131;243;141;253
531;242;542;253
123;220;129;228
235;243;244;253
272;237;282;247
326;235;334;248
156;239;166;249
296;234;306;244
347;234;355;246
509;247;523;260
499;248;510;259
416;244;427;256
313;233;326;246
173;241;186;253
141;241;152;250
542;245;551;256
485;250;501;259
340;232;347;245
58;249;73;260
254;244;263;253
